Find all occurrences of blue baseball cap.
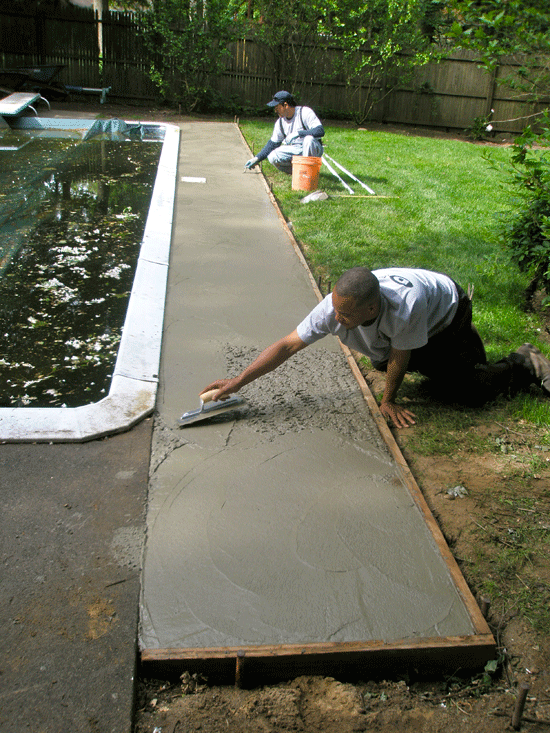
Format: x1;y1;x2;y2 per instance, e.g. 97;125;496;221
266;91;293;107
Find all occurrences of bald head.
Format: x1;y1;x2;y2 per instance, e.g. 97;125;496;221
334;267;380;307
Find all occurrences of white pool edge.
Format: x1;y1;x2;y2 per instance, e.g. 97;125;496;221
0;121;180;443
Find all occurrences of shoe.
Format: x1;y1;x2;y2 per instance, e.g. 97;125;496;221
472;362;513;402
474;356;537;399
515;343;550;395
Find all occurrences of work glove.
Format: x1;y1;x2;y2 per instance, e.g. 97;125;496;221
244;156;259;169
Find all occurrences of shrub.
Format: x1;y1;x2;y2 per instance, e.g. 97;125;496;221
138;0;238;112
498;117;550;308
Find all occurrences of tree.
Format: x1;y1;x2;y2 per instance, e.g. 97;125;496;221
242;0;328;99
138;0;239;111
448;3;550;302
318;0;445;124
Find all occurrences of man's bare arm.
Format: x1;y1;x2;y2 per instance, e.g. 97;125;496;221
379;347;417;428
201;329;308;400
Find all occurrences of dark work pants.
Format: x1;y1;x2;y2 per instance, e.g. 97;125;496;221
372;285;531;405
406;284;486;379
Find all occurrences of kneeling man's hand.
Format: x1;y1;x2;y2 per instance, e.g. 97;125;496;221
379;400;416;429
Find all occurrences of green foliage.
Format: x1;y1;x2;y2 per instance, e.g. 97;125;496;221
245;0;327;95
465;110;494;141
318;0;444;124
447;0;550;104
138;0;239;111
447;0;550;60
493;117;550;307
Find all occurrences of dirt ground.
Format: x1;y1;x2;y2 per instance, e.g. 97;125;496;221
128;108;548;733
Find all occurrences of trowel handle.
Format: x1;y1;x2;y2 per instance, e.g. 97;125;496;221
199;389;219;404
200;388;237;404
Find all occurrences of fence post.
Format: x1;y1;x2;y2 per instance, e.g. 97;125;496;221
484;65;498;118
34;10;45;64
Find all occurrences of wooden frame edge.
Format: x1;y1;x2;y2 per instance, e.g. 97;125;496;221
142;633;496;664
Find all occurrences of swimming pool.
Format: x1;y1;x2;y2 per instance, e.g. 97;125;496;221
0;117;180;442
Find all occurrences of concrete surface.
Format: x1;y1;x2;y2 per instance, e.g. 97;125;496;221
139;122;478;655
0;418;152;733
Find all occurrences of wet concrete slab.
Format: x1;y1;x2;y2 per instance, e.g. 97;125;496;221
140;122;493;670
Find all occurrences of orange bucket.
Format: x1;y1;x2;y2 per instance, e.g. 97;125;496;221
291;155;322;191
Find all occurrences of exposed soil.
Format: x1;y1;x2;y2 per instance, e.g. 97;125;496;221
122;104;549;733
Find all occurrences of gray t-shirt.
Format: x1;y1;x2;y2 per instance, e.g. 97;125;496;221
296;268;459;364
271;106;323;146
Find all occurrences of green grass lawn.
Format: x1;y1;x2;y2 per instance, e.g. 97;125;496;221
239;119;545;363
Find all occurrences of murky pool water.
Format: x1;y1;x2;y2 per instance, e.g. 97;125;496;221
0;129;162;407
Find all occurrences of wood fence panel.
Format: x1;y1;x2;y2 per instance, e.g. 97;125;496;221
417;56;488;100
102;11;158;101
0;7;101;87
0;8;544;132
490;59;543;133
219;38;276;107
0;9;37;62
218;39;355;115
43;9;101;88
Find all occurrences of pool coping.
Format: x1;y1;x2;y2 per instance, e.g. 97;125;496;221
0;118;180;443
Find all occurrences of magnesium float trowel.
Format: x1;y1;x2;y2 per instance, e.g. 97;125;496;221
178;389;246;427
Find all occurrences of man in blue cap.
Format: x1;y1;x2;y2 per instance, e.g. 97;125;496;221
245;91;324;174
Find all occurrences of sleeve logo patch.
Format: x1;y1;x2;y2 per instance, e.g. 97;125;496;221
389;275;413;288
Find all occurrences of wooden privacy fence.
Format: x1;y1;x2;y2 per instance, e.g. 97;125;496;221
0;7;546;134
0;6;158;101
1;6;103;91
220;39;547;135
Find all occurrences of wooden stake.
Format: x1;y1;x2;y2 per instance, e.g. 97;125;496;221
512;682;530;730
235;650;246;688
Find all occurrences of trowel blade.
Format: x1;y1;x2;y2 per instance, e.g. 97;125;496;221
178;394;246;426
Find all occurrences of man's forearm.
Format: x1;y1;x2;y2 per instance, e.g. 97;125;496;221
378;348;416;428
232;332;306;390
201;330;307;400
256;139;279;161
381;348;411;404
